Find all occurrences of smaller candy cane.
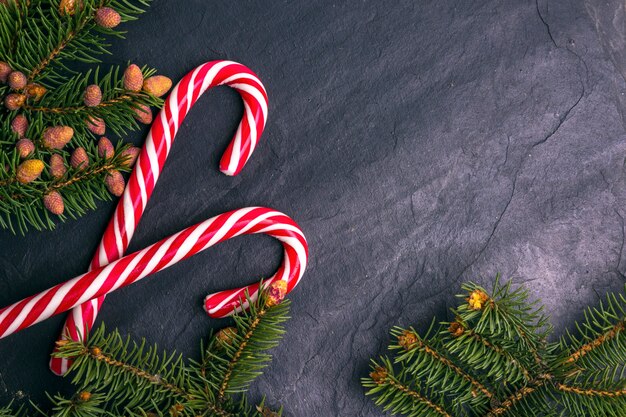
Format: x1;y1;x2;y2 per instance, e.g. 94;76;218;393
51;60;270;375
0;207;308;340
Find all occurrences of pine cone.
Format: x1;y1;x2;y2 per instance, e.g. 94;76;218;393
133;104;152;124
120;146;140;167
59;0;82;15
43;126;74;149
83;84;102;107
16;159;44;184
49;154;67;179
215;327;238;347
97;137;114;159
105;170;125;196
94;7;121;29
70;147;89;169
264;280;288;307
25;84;47;100
0;61;11;83
86;116;106;135
124;64;144;92
8;71;27;90
143;75;172;97
43;191;64;215
16;139;35;158
4;93;25;110
77;391;91;402
11;114;28;137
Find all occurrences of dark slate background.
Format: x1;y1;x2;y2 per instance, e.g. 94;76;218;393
2;0;626;415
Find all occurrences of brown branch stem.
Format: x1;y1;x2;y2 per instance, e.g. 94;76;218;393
0;163;118;201
565;320;625;364
557;383;626;398
23;94;135;114
218;308;268;400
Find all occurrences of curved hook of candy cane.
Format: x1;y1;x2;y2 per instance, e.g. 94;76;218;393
0;207;308;341
50;61;269;375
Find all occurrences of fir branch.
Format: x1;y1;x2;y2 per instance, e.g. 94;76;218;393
364;279;626;417
218;309;268;400
46;287;289;417
0;0;166;233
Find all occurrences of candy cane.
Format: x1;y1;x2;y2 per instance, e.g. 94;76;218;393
0;207;308;339
43;60;293;376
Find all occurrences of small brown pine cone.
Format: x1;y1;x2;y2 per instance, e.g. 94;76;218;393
16;139;35;158
43;191;64;215
59;0;82;15
133;104;152;124
467;289;490;310
397;330;418;351
105;170;125;196
97;137;114;158
448;321;465;338
43;126;74;149
77;391;91;402
4;93;25;110
95;7;121;28
124;64;143;92
264;280;288;307
369;366;388;385
119;146;140;167
16;159;44;184
70;147;89;169
11;114;28;137
215;327;238;347
142;75;172;97
49;154;67;179
0;61;11;83
86;116;106;135
83;84;102;107
8;71;27;90
25;84;47;101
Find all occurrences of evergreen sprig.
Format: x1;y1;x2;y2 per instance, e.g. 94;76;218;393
363;276;626;417
1;285;287;417
0;0;169;234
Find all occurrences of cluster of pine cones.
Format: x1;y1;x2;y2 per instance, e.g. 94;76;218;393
0;60;172;216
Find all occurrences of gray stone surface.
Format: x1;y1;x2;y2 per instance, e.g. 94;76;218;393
1;0;626;415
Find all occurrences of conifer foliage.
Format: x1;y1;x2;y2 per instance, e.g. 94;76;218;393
363;277;626;417
0;0;171;233
0;283;289;417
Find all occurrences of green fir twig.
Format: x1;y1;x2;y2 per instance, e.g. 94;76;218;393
363;277;626;417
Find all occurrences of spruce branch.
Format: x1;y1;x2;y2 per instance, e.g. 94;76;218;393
364;278;626;417
39;283;291;417
0;0;170;233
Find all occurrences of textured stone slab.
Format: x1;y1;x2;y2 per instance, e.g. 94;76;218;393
1;0;626;415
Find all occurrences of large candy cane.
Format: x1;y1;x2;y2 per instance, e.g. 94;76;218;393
44;60;290;376
0;207;308;339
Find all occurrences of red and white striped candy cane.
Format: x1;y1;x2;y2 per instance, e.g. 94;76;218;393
0;207;308;340
49;60;274;375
